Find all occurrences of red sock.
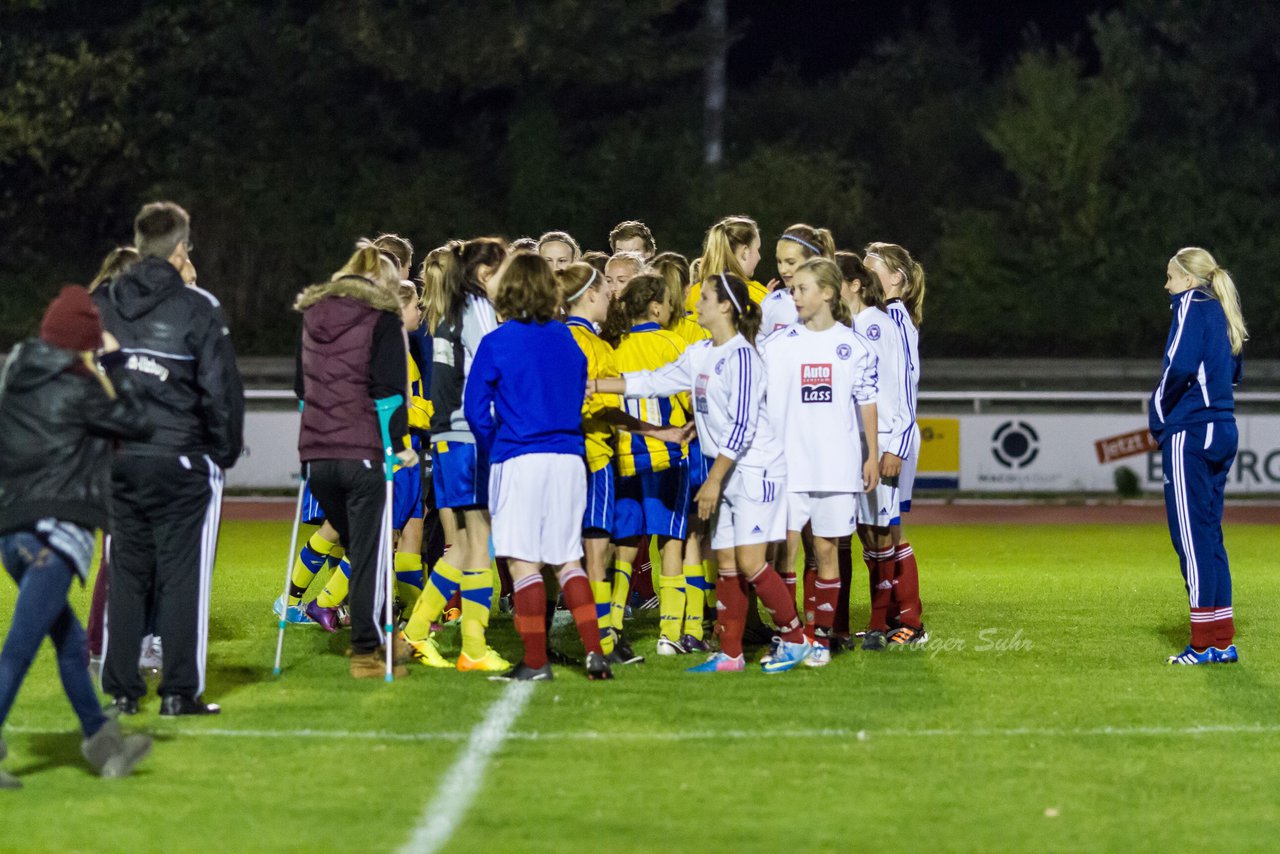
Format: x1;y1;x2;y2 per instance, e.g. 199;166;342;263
834;539;852;636
868;548;896;632
1213;606;1235;648
559;567;603;656
513;574;548;668
1189;607;1215;651
715;572;748;658
894;542;923;629
803;567;817;629
780;567;797;602
747;563;804;643
862;548;876;603
813;578;841;648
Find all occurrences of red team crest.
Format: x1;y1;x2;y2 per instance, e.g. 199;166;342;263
800;363;832;403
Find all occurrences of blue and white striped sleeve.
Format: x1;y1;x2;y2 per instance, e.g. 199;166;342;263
718;347;760;461
852;336;878;405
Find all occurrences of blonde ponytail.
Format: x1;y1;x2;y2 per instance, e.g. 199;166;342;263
699;215;758;281
1174;247;1248;356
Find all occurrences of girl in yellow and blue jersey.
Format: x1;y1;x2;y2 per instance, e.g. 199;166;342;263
610;273;693;655
684;215;770;314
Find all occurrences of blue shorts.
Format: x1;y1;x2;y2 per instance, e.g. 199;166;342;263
392;462;424;530
584;465;615;536
300;481;326;525
614;458;690;541
431;440;488;510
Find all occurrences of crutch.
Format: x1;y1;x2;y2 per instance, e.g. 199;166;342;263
272;467;308;676
375;395;404;682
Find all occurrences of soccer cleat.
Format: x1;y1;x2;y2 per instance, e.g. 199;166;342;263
830;634;853;653
887;624;929;646
498;593;514;615
608;631;645;664
337;605;351;627
305;600;340;633
679;634;711;654
1213;644;1240;664
138;635;163;676
656;637;687;656
805;645;832;667
1167;645;1215;665
686;652;745;673
273;595;314;625
403;632;452;668
457;647;512;673
761;638;815;673
489;660;554;682
861;631;888;651
585;651;614;681
159;694;221;716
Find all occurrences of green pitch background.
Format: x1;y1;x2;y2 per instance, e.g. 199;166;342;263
1;521;1277;852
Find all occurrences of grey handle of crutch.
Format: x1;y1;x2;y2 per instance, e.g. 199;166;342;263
273;468;308;676
375;395;404;682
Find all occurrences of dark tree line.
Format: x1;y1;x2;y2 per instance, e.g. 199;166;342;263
2;0;1277;357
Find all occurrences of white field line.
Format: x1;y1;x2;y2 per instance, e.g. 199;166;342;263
398;680;535;854
9;721;1280;743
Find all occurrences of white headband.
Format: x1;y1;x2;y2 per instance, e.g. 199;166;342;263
568;268;598;302
718;272;743;314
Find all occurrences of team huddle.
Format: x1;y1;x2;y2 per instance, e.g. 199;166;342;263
278;216;931;681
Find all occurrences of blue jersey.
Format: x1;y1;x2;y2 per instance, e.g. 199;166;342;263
1149;287;1241;444
464;319;587;464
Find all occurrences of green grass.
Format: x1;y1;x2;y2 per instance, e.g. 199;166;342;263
2;520;1278;852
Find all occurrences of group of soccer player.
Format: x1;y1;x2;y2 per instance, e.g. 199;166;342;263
275;216;930;680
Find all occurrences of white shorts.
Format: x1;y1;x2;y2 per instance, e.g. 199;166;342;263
857;479;901;529
786;491;857;538
897;425;921;509
709;468;786;552
489;453;586;565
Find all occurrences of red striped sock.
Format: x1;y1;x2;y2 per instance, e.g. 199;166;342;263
868;548;896;633
559;567;603;656
1189;607;1215;651
513;574;548;669
803;568;818;632
747;563;804;643
813;578;841;648
893;541;923;629
715;571;749;658
1212;606;1235;648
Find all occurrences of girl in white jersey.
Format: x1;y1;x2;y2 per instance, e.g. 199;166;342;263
760;223;836;339
762;258;879;666
862;242;927;647
595;273;814;674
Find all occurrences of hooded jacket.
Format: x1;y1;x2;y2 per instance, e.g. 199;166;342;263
93;256;245;468
1148;286;1242;444
293;276;408;462
0;341;154;535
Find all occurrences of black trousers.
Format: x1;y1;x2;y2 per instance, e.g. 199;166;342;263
306;458;387;654
103;454;223;700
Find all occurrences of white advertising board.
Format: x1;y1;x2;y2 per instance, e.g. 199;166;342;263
958;414;1280;494
224;410;303;489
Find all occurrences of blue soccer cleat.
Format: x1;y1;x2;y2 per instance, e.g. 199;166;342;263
273;595;314;625
761;637;814;673
1167;645;1214;665
1213;645;1240;664
687;652;745;673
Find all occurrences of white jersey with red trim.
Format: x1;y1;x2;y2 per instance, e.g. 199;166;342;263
760;322;877;493
852;305;912;458
624;333;784;477
884;300;921;460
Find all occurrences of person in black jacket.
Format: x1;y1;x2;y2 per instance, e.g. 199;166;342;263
0;286;155;789
94;201;245;716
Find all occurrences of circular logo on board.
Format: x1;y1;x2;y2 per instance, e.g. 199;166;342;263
991;421;1039;469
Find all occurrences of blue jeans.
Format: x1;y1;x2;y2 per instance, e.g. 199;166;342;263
0;531;107;737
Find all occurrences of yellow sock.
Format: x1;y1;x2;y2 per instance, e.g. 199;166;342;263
610;560;632;633
315;559;349;609
703;559;716;613
405;558;461;640
459;569;493;660
592;580;615;654
683;564;707;640
287;530;338;603
659;574;686;641
394;552;424;611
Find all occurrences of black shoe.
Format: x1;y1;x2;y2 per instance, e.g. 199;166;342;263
861;631;888;651
159;695;221;716
585;651;614;681
488;660;553;682
105;696;139;716
547;647;581;668
610;632;645;665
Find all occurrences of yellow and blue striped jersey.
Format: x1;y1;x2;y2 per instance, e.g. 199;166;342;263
613;322;689;476
567;317;620;474
408;352;432;430
669;314;710;346
684;278;770;315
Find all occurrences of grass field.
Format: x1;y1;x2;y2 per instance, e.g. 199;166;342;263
2;518;1279;852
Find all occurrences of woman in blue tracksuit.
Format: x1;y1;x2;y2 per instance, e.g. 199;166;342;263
1149;247;1248;665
